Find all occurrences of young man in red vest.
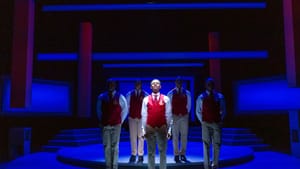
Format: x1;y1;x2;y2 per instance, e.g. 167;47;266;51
141;79;172;169
167;76;191;163
96;79;128;169
196;78;226;169
126;80;149;164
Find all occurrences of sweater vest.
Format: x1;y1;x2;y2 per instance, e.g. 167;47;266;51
101;92;122;126
171;89;188;116
202;92;221;123
129;90;145;119
146;95;166;127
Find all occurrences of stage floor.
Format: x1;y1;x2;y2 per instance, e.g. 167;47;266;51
57;141;254;169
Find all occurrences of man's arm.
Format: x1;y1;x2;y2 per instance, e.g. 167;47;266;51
164;96;173;137
141;97;148;136
195;94;203;123
186;90;192;113
167;89;173;103
219;93;226;121
125;91;131;111
119;94;128;123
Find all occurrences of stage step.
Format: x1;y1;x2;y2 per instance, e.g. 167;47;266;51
42;127;271;152
42;127;130;152
187;127;271;151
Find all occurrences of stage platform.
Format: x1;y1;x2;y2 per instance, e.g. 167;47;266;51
57;141;254;169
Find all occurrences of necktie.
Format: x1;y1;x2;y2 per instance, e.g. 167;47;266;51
154;95;158;101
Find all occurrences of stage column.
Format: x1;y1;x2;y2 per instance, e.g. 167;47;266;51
208;32;221;91
283;0;300;158
10;0;35;108
78;22;93;118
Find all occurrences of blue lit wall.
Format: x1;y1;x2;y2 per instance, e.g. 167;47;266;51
234;76;300;114
1;78;72;116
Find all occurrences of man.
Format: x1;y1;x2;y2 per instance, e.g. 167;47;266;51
196;78;226;169
141;79;172;169
96;79;128;169
126;80;149;164
167;76;191;163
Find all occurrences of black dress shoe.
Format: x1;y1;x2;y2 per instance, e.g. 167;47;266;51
180;155;190;163
174;155;181;163
129;155;136;163
137;156;144;164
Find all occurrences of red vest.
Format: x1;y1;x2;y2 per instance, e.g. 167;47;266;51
129;90;145;119
101;92;122;126
171;89;188;116
202;92;221;123
146;95;166;127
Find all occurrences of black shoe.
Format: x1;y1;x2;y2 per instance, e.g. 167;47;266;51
174;155;181;163
180;155;190;163
129;155;136;163
137;156;143;164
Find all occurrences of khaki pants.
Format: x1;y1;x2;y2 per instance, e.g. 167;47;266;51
128;117;144;156
102;125;121;169
145;125;168;169
201;122;221;169
172;114;189;156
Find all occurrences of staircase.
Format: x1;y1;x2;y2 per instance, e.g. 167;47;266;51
188;127;271;151
42;126;270;152
42;127;130;152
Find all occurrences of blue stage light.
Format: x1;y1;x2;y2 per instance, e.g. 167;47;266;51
102;63;204;68
235;76;300;114
42;2;266;12
37;51;268;61
1;79;72;116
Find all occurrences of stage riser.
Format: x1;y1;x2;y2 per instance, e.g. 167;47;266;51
42;127;271;152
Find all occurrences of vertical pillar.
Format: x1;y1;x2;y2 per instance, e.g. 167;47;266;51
283;0;300;157
10;0;34;108
78;22;92;117
208;32;221;91
283;0;300;87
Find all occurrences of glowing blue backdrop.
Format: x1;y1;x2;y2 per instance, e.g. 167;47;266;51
234;76;300;114
1;78;72;116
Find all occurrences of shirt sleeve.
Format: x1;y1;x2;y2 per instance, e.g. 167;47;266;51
164;95;173;134
119;94;128;123
195;94;203;123
218;93;226;121
141;96;148;134
167;90;173;103
96;94;103;122
186;90;192;113
126;91;131;111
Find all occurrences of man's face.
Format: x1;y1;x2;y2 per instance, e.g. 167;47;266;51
175;80;182;89
108;81;116;92
135;83;142;90
206;81;214;92
150;80;161;93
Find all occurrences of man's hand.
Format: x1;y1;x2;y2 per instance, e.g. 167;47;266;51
167;132;172;139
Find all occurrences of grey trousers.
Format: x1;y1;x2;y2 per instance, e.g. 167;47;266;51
172;114;189;156
102;125;121;169
145;125;168;169
128;117;144;156
201;122;221;169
